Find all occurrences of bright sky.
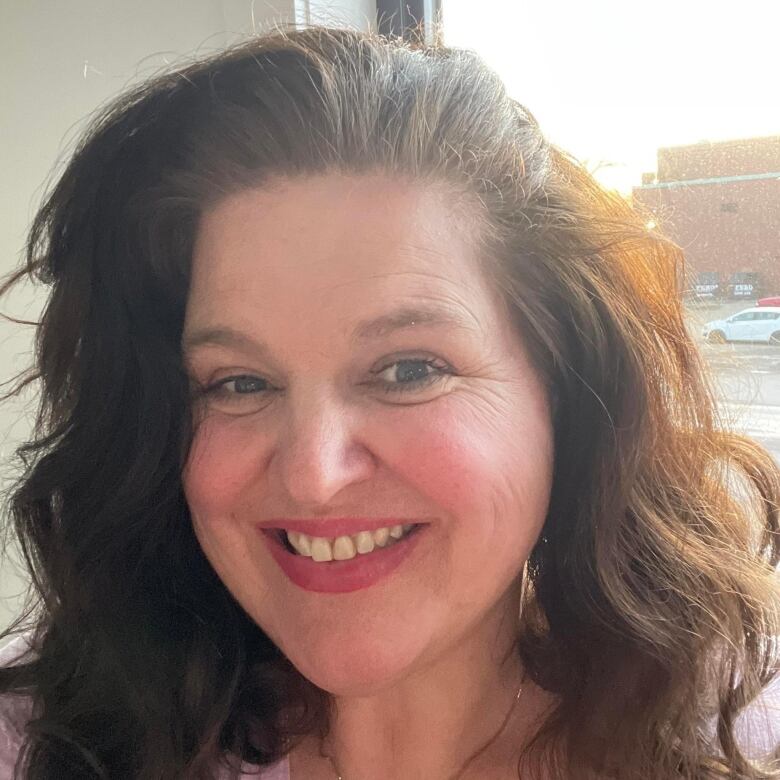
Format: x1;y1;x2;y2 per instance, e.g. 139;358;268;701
443;0;780;193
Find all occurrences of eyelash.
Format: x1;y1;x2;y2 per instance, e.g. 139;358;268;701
199;357;453;403
371;357;453;395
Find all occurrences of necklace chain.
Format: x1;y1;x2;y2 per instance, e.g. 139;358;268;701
321;682;524;780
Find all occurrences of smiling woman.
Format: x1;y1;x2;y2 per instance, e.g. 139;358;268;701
0;25;778;780
183;176;553;674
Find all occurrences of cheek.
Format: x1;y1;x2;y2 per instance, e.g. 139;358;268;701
183;414;264;518
380;393;554;533
396;419;492;512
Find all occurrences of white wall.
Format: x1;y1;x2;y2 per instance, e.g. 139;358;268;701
297;0;376;29
0;0;375;632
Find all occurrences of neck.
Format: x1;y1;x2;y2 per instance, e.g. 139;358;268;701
301;587;547;780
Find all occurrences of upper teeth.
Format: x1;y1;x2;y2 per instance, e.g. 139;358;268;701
286;524;415;562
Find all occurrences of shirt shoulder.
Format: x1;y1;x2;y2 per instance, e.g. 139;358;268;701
258;757;290;780
0;634;36;777
736;672;780;758
0;692;32;777
216;755;290;780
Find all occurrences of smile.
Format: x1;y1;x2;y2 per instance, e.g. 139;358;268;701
257;520;427;593
283;523;416;561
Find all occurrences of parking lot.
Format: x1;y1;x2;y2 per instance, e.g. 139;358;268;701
687;301;780;462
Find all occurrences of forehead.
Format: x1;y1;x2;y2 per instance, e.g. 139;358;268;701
187;174;495;328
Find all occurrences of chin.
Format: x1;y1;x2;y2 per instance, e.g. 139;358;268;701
282;632;422;697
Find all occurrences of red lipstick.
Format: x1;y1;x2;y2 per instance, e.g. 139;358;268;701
257;519;427;594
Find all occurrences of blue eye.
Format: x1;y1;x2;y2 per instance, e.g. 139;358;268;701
203;374;271;400
223;375;268;394
373;358;452;394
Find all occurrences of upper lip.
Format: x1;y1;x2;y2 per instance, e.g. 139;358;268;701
258;518;424;537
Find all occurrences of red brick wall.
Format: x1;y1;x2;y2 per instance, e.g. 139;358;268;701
633;177;780;295
657;136;780;182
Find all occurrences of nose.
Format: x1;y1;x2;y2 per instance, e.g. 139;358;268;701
272;392;376;510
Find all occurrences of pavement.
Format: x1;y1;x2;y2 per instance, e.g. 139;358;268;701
687;301;780;462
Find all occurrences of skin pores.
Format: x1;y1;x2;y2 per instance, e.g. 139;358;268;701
182;174;554;697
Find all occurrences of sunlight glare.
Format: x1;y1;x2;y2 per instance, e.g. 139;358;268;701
443;0;780;193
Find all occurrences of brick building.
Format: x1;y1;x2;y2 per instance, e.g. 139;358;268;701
632;135;780;299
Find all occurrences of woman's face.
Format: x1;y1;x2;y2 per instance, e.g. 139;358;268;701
183;174;554;695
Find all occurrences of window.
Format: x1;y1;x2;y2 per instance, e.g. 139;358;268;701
442;1;778;458
731;273;760;284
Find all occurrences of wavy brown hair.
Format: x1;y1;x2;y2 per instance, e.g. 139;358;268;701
1;25;779;780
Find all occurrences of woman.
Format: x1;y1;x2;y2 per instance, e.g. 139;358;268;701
0;26;778;780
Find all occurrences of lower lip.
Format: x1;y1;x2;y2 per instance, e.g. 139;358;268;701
260;526;426;593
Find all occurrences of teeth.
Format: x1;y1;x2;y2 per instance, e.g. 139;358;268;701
333;535;356;560
310;537;333;562
288;531;312;557
355;531;375;554
284;524;417;562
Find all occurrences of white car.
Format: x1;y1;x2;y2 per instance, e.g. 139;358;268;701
702;306;780;344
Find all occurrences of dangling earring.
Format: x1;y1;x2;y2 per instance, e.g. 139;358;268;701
518;559;529;625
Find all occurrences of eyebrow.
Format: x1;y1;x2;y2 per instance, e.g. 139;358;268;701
183;326;271;356
183;305;477;354
352;305;477;341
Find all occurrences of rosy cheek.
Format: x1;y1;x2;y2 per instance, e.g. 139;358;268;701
380;409;493;516
384;399;552;524
183;415;268;519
